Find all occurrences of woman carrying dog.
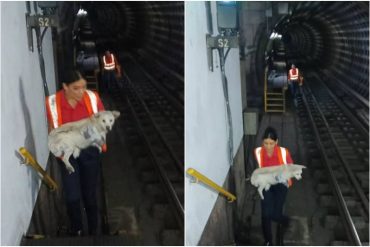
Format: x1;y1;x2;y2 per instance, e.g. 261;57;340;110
45;70;105;236
254;126;292;246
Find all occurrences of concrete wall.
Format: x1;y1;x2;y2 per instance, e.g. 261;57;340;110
185;2;243;245
198;140;246;245
1;2;56;245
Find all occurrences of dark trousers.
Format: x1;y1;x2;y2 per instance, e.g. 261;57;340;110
58;147;101;234
102;70;117;93
289;80;299;99
261;183;289;244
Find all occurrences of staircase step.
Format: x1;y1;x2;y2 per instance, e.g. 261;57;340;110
280;216;311;246
266;92;284;95
266;103;284;107
267;98;284;101
161;229;183;246
22;235;138;246
266;109;285;112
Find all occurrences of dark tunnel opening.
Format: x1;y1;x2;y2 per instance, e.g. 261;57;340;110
54;1;184;92
251;1;369;123
274;2;369;100
81;1;184;75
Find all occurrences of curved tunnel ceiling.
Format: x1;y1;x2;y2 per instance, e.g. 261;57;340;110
275;1;369;99
80;1;184;74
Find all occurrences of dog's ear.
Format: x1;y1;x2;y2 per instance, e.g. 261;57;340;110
112;110;120;119
93;112;102;119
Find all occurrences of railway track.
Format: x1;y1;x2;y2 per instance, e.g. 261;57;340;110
107;55;184;245
295;72;369;245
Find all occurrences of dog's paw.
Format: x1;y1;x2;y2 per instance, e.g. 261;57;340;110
66;165;75;174
258;187;265;200
72;149;81;158
92;143;102;153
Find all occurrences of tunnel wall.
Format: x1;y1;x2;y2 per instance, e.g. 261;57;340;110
239;2;269;108
84;2;184;77
185;2;243;245
1;2;56;245
139;2;184;75
280;2;369;100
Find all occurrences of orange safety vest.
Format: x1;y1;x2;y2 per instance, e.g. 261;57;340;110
103;54;116;70
254;146;292;187
46;89;107;152
289;68;299;81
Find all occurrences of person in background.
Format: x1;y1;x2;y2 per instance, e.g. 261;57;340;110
287;64;301;106
101;50;119;93
45;70;105;236
254;126;292;245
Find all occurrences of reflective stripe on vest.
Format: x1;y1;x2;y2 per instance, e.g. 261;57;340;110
254;146;292;186
47;90;98;128
47;94;59;129
289;68;299;80
280;147;287;164
103;54;115;70
255;147;263;168
255;147;287;167
85;90;98;114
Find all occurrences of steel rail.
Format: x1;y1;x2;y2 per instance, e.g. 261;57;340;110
312;73;368;136
127;54;184;113
305;82;369;217
125;96;184;227
300;86;362;245
123;73;184;173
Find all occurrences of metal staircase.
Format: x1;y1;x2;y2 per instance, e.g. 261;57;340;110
264;67;286;113
85;69;100;92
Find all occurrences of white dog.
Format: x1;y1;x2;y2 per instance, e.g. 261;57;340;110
48;110;120;173
250;164;306;199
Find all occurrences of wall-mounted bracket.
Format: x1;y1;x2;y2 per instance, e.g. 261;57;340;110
25;13;59;52
206;34;239;71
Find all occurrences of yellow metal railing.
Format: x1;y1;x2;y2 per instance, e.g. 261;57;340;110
186;168;236;202
19;147;58;191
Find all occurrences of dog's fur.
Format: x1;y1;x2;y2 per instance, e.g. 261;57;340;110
251;164;306;199
48;110;120;173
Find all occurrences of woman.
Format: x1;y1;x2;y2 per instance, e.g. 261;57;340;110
254;127;292;245
45;70;105;236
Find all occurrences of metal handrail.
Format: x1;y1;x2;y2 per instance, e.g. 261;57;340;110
186;168;236;202
19;147;58;191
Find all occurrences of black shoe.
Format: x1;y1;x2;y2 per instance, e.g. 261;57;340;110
264;241;272;246
70;229;82;237
276;224;284;246
277;218;291;245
